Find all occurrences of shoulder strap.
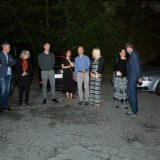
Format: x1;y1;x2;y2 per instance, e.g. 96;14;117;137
66;59;73;74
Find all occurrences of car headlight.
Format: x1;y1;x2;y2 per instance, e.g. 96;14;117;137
142;76;153;81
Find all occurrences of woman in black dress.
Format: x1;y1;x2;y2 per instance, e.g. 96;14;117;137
113;49;128;109
61;50;75;103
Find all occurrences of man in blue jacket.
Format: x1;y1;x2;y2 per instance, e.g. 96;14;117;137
126;43;142;117
0;43;16;112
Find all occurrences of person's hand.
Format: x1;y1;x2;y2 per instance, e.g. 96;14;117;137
138;77;143;84
90;73;96;78
66;57;70;61
74;76;77;82
7;60;13;66
70;63;74;67
22;72;28;76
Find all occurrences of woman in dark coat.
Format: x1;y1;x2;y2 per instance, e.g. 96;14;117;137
15;50;33;107
113;49;128;109
61;50;75;103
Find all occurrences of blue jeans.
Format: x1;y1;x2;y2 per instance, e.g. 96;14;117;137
0;75;12;108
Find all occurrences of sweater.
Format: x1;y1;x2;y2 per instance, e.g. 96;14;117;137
38;52;55;70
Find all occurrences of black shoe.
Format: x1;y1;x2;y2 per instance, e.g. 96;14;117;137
84;102;89;106
78;101;83;105
52;98;59;103
116;106;119;108
125;107;129;109
43;99;46;104
0;108;4;113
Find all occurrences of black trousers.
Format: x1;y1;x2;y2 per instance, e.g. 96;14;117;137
18;76;30;105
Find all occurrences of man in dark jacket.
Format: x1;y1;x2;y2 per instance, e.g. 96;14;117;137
0;43;16;112
126;43;142;117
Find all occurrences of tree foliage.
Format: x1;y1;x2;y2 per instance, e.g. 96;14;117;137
0;0;159;73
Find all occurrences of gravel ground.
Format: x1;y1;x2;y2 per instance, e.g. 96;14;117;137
0;79;160;160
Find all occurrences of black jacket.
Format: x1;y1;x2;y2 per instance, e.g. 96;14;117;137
114;58;128;77
90;57;104;74
15;58;33;78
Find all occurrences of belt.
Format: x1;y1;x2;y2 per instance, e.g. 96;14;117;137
78;71;87;74
78;70;88;73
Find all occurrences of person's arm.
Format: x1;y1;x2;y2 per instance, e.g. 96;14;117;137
90;61;96;78
114;57;118;71
61;64;71;69
74;58;78;76
8;55;16;66
132;52;141;78
52;53;55;67
68;59;74;67
89;60;92;72
38;54;42;69
0;54;14;66
0;57;8;66
86;56;91;72
0;54;2;67
97;58;104;74
61;59;71;69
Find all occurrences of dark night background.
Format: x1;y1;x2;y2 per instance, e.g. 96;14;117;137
0;0;160;74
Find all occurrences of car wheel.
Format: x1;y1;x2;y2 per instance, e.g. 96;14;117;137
156;82;160;95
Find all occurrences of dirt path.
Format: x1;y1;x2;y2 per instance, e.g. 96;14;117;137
0;79;160;160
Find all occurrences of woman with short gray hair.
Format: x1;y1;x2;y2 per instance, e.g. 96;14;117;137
15;50;33;107
20;50;30;59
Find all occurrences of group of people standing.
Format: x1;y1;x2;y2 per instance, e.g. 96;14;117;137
0;42;141;117
38;43;104;109
0;42;104;112
61;46;104;109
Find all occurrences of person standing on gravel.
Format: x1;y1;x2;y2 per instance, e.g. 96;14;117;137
74;46;90;106
0;43;16;112
15;50;33;108
38;42;59;104
126;43;142;117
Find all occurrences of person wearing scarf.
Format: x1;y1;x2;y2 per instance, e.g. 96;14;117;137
15;50;33;107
